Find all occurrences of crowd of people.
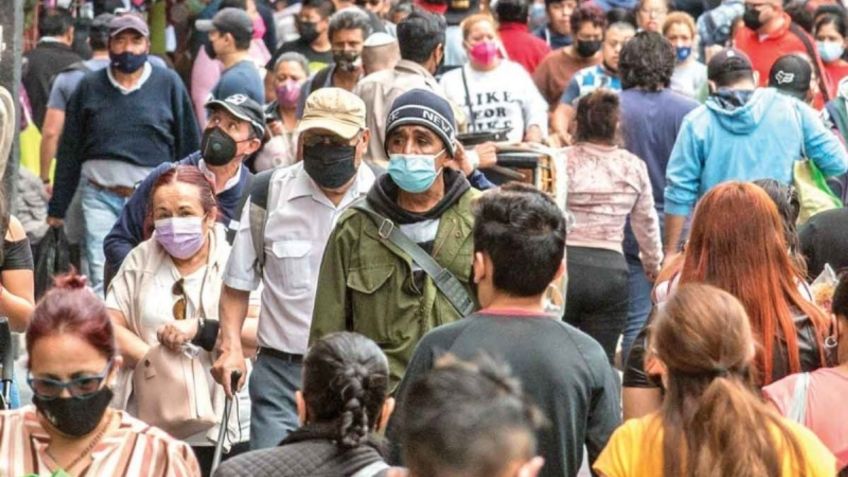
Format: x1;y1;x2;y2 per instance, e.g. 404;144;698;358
1;0;848;475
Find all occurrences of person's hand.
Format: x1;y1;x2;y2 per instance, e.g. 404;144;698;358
444;142;475;176
474;142;498;169
644;267;659;283
46;216;63;228
41;180;52;199
156;319;199;353
524;125;543;144
212;346;247;398
267;119;284;137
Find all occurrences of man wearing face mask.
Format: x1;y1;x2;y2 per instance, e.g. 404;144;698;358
213;88;376;450
47;14;199;294
267;0;335;74
196;7;265;104
734;0;833;98
310;89;480;389
102;94;264;285
295;8;372;116
534;3;606;108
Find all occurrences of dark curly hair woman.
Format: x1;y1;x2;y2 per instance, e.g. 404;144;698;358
214;332;396;477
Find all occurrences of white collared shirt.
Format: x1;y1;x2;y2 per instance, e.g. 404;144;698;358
199;159;242;193
223;161;376;354
106;62;152;95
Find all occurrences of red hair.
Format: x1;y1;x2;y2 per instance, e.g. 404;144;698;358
679;182;828;384
26;273;116;363
144;165;220;238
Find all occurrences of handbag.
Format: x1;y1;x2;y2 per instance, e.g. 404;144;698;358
132;345;216;439
791;104;842;224
794;159;842;224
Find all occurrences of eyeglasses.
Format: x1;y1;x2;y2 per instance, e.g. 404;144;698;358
28;362;113;400
173;278;187;321
640;7;668;17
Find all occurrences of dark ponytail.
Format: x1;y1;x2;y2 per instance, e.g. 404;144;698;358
303;332;389;449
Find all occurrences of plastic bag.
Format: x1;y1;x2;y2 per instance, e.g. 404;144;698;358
34;226;72;300
810;263;838;312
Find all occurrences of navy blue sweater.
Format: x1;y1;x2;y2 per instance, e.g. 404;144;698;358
103;152;252;269
49;65;200;218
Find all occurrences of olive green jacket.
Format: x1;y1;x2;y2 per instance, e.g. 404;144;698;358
310;189;479;389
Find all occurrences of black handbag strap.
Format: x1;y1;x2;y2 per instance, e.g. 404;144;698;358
789;23;832;103
352;199;475;317
460;66;476;133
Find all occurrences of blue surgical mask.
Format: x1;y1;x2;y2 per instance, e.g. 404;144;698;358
818;40;845;63
387;150;445;193
675;46;692;63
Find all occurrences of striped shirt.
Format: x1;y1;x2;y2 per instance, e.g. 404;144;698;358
0;406;200;476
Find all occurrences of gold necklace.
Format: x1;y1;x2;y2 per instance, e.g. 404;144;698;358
45;411;113;474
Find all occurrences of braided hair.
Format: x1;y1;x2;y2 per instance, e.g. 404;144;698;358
302;332;390;449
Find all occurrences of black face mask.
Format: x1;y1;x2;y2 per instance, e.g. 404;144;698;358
333;50;361;72
33;387;114;437
302;143;358;189
299;21;321;44
201;127;240;166
204;39;217;60
575;39;602;58
743;5;764;30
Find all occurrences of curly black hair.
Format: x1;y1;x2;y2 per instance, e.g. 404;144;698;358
618;30;675;90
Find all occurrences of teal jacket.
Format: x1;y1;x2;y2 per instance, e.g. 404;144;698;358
664;87;848;216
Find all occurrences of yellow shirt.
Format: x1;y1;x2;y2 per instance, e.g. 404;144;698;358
593;413;836;477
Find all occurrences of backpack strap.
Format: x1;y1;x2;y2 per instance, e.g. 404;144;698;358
248;169;275;273
789;23;832;103
787;372;811;424
225;171;254;245
351;199;475;317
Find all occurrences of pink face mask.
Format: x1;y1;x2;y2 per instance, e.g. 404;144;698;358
252;15;267;40
469;41;499;66
154;217;206;260
275;79;301;108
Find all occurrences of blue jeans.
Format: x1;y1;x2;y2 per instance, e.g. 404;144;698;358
248;352;301;450
81;182;128;295
622;255;653;363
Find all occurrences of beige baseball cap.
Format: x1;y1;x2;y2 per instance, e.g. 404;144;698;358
297;87;366;140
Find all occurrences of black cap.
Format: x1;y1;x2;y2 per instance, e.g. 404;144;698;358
195;8;253;42
768;54;812;100
205;94;266;138
445;0;480;25
707;48;753;82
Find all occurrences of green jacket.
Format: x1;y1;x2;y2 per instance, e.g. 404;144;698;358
310;189;479;388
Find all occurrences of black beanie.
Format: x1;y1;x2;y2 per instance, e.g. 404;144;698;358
385;89;457;157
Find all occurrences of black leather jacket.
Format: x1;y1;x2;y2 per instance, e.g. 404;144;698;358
623;308;825;388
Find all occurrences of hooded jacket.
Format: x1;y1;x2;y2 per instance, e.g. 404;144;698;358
664;87;848;216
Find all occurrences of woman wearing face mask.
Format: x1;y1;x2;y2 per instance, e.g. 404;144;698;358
764;272;848;474
815;13;848;85
107;166;255;476
595;284;835;477
255;52;310;171
0;273;201;476
663;12;708;101
440;14;549;143
215;332;398;476
533;3;607;109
